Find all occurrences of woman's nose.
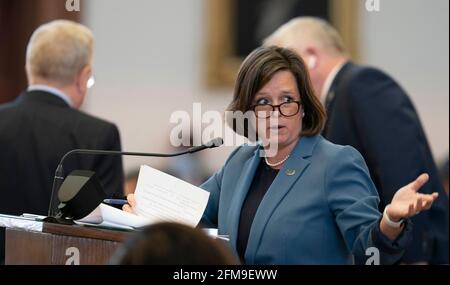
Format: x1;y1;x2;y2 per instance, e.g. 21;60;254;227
270;104;282;118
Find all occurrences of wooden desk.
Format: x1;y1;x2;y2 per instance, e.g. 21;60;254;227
5;222;131;265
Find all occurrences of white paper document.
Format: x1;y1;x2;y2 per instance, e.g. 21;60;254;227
134;165;210;227
76;165;210;229
76;203;150;230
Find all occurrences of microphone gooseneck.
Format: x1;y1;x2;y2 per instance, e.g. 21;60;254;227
47;138;224;217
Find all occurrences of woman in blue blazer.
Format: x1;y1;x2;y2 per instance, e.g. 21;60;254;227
125;46;438;265
200;46;438;265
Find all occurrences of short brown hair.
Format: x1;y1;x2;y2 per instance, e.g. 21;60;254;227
227;46;326;137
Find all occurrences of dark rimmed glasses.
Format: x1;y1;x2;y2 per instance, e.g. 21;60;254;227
252;101;301;118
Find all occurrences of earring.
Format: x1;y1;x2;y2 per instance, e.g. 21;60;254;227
302;112;305;118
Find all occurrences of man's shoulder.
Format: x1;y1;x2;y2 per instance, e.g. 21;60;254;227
71;109;117;130
343;62;398;87
0;97;117;137
0;97;23;115
335;62;407;103
61;109;119;143
0;93;115;129
0;98;26;130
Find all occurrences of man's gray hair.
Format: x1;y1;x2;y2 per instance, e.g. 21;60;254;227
264;17;348;56
26;20;93;85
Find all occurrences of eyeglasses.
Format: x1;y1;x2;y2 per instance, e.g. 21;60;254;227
87;75;95;89
252;101;301;118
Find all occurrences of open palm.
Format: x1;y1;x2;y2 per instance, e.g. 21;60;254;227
388;174;439;222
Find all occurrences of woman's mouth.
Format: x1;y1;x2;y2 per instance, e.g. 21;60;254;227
268;125;287;132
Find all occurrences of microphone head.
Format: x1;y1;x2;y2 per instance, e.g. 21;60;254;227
56;170;106;220
205;137;224;148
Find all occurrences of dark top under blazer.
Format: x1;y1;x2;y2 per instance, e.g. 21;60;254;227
0;90;124;216
201;135;411;265
323;62;449;264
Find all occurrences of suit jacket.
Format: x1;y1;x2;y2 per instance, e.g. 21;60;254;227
0;90;124;216
201;135;411;265
323;62;449;264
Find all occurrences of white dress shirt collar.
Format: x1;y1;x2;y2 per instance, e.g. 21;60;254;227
27;84;73;107
320;61;347;106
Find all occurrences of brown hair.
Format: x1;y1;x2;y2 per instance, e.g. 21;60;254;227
227;46;326;137
110;222;239;265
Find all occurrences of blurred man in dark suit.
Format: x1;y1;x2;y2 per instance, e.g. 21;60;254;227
0;20;124;217
265;17;448;264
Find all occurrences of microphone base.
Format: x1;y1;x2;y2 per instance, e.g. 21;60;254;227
42;216;75;225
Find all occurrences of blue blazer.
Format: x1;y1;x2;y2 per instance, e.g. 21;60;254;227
201;135;410;264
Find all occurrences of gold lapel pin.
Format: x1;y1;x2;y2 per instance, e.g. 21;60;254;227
285;169;296;176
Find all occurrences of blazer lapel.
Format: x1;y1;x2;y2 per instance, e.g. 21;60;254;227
244;135;321;264
226;146;261;247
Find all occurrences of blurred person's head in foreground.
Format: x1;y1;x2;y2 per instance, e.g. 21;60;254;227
110;222;239;265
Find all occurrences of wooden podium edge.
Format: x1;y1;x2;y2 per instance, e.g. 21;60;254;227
42;222;131;242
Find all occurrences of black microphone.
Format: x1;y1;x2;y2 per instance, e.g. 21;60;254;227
47;137;224;217
185;137;224;153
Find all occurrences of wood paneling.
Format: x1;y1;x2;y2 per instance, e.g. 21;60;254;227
5;229;53;265
5;223;131;265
